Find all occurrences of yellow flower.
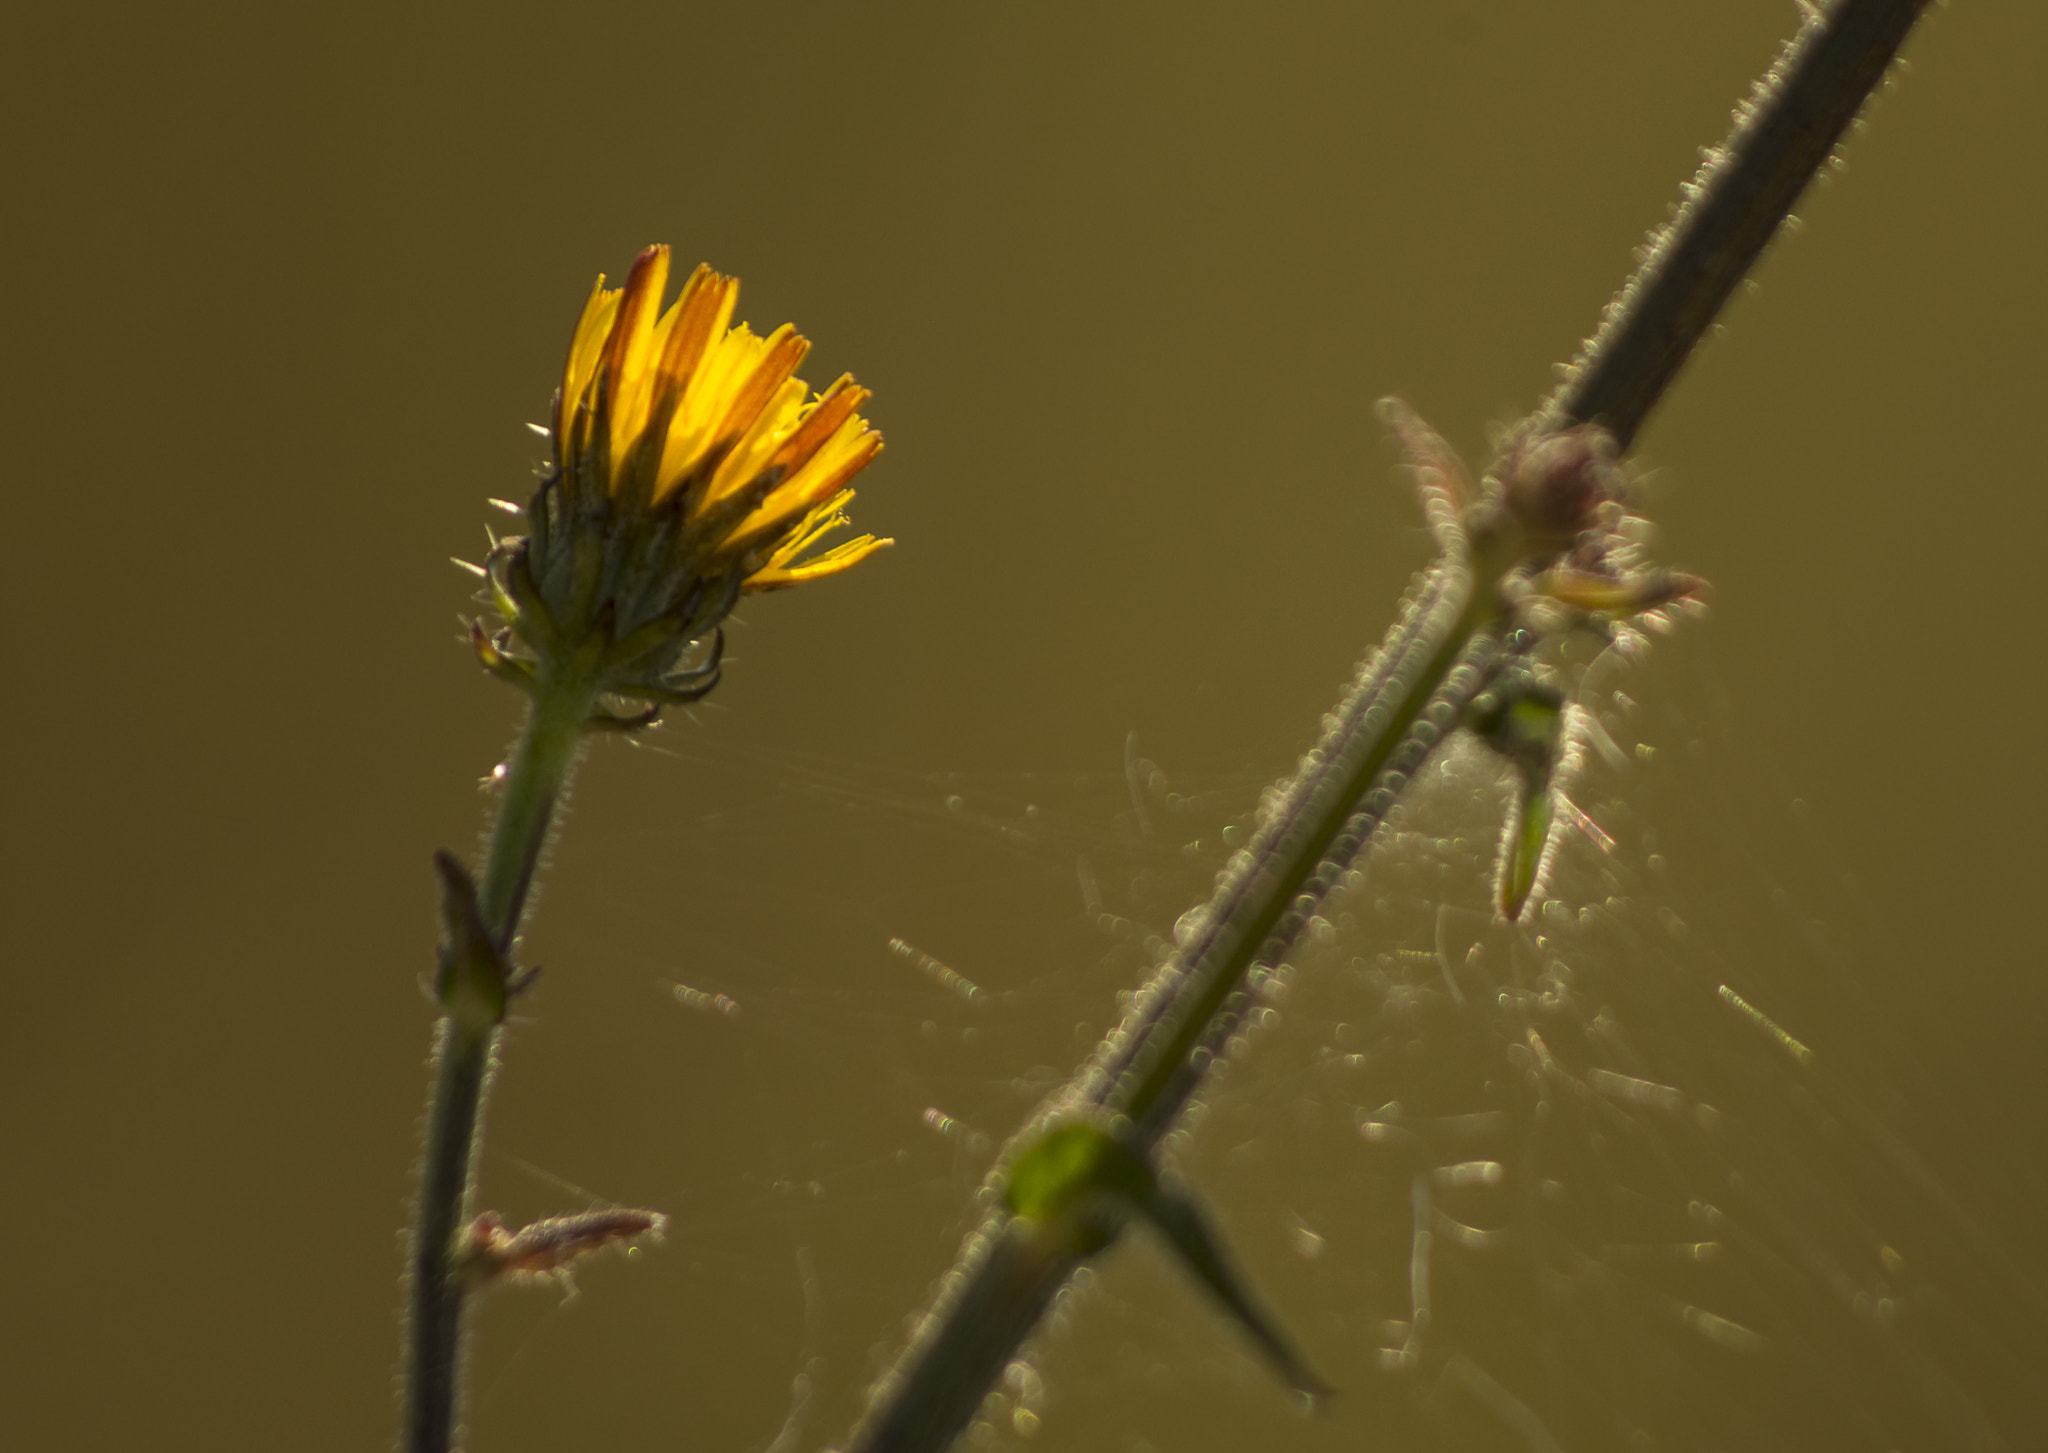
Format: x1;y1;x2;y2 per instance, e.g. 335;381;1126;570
474;246;890;723
553;245;889;591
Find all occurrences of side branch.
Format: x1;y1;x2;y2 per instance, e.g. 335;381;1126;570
1545;0;1929;448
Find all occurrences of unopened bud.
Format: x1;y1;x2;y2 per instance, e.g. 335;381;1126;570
1494;423;1622;547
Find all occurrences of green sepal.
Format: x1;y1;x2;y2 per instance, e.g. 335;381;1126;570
597;676;718;709
486;562;522;632
603;612;696;679
599;629;725;707
563;529;606;642
582;702;663;734
599;573;741;680
496;547;565;660
469;620;537;695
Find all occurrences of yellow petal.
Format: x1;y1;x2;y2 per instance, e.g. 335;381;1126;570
650;268;741;497
714;324;809;445
745;533;892;591
557;277;619;466
678;316;760;429
666;324;763;500
764;489;857;565
725;415;883;553
697;374;809;508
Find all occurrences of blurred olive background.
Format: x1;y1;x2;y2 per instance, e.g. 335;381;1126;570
5;3;2043;1450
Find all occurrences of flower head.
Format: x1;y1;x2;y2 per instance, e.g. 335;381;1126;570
474;247;889;724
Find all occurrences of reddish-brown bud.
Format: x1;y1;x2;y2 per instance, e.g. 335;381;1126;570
1493;423;1622;547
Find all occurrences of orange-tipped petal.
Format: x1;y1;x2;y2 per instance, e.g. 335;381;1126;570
637;268;732;497
669;323;763;485
698;375;809;508
777;417;884;513
768;375;871;479
653;266;731;406
602;246;672;473
651;271;742;495
714;324;811;447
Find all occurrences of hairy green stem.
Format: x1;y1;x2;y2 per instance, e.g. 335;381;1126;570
407;1018;493;1453
844;6;1929;1451
475;678;592;946
405;671;596;1453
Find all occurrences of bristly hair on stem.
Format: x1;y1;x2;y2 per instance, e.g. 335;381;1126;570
1546;0;1931;448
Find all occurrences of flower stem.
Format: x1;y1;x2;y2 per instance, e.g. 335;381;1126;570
476;673;595;945
406;669;597;1453
408;1017;493;1453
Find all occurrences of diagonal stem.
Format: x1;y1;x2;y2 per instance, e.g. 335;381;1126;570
843;6;1930;1451
1094;564;1489;1148
850;567;1503;1453
1545;0;1930;449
